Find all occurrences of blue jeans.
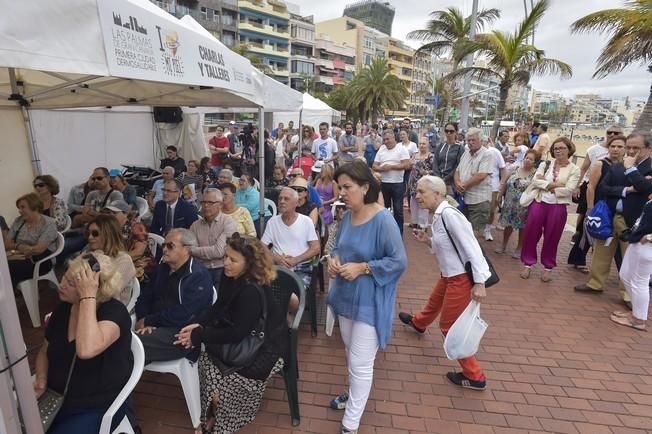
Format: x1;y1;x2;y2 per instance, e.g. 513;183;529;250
207;267;223;291
381;182;404;235
47;403;127;434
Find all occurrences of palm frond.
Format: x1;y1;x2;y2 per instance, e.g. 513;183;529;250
514;0;548;45
445;66;502;83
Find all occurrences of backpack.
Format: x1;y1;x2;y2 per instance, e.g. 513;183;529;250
585;200;613;240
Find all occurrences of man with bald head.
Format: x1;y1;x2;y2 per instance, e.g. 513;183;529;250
261;187;320;286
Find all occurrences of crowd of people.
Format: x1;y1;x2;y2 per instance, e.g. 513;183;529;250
4;116;651;434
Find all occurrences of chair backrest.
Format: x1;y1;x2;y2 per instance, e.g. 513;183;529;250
269;266;305;331
212;286;218;304
62;215;72;233
125;277;140;314
35;232;65;271
147;233;165;258
265;198;277;217
135;196;149;218
98;332;145;434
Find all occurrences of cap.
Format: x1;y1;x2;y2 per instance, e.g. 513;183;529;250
109;168;121;177
290;177;308;189
311;160;324;173
103;199;130;213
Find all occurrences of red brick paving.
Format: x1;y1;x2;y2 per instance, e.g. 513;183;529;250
20;228;652;433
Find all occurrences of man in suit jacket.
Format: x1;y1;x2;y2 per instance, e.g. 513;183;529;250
150;179;198;236
576;133;652;305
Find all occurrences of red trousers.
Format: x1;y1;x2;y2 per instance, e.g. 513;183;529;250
413;273;484;381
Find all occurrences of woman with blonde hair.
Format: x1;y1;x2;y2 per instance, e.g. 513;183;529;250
84;214;136;305
33;253;133;433
175;234;287;434
313;162;339;225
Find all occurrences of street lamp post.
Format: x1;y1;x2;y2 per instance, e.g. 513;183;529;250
459;0;479;130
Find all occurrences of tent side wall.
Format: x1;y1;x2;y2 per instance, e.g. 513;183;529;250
0;109;37;221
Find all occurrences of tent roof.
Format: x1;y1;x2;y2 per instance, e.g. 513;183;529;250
0;0;263;109
302;92;337;112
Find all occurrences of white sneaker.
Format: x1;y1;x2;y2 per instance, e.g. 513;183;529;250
484;228;493;241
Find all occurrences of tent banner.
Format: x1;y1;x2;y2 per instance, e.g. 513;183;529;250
98;0;256;95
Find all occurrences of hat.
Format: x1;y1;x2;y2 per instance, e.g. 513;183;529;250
290;177;308;189
103;200;130;213
109;168;121;177
311;160;324;173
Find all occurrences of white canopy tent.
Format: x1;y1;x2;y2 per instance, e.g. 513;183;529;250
273;92;341;131
0;1;268;432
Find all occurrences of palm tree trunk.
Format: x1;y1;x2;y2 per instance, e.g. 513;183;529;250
491;82;510;140
441;62;459;125
636;81;652;133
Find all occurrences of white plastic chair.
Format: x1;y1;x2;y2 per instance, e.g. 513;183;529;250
99;332;145;434
142;287;217;429
126;277;141;329
17;232;65;327
61;215;72;233
135;196;150;219
147;233;164;258
264;198;277;217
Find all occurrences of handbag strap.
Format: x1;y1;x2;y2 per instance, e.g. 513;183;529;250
62;355;77;396
252;284;267;334
439;207;465;268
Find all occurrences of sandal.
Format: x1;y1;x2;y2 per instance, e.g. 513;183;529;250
610;313;646;331
511;250;521;259
572;265;590;274
611;311;631;318
494;246;506;254
541;269;553;282
520;266;531;279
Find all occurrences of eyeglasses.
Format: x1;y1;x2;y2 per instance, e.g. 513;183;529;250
162;242;178;250
81;254;101;272
445;130;456;134
163;189;179;193
85;229;100;238
92;176;105;181
33;183;46;188
606;131;620;136
553;147;568;152
292;187;307;193
200;200;221;205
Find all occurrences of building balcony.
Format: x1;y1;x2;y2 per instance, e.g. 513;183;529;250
314;58;335;69
388;57;413;70
247;42;290;58
317;76;334;85
221;0;239;10
238;0;289;20
239;21;289;39
270;66;289;76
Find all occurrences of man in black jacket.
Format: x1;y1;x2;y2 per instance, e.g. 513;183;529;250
575;133;652;305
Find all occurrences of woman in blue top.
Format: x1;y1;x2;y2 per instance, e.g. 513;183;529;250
327;160;407;434
234;173;271;237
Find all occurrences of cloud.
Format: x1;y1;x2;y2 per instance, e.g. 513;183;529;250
297;0;650;100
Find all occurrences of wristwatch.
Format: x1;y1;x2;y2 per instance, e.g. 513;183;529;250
364;263;371;275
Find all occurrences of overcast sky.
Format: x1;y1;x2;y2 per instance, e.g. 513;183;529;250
296;0;650;100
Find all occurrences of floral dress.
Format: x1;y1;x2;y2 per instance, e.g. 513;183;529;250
408;154;434;196
499;168;535;229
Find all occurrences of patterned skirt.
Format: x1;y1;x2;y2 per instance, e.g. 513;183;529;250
198;351;284;434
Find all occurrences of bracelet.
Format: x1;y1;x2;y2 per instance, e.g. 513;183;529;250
79;297;96;302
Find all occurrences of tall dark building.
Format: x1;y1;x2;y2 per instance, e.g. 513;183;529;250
343;0;394;36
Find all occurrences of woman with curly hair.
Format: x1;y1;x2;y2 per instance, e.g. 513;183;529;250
174;233;287;434
33;174;68;231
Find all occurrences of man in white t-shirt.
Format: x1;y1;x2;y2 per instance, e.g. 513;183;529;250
312;122;339;164
484;141;506;241
261;187;320;286
373;130;411;235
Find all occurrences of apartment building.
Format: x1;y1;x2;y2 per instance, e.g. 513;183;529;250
238;0;290;84
343;0;395;36
410;51;432;118
313;35;356;93
385;37;414;118
289;13;316;90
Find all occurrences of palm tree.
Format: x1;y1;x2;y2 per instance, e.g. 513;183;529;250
296;74;317;94
407;6;500;124
348;58;409;122
571;0;652;132
327;82;359;119
448;0;572;139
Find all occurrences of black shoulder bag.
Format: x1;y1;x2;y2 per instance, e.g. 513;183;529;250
39;355;76;431
440;208;500;288
212;284;268;376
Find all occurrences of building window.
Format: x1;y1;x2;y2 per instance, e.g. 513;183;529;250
200;7;219;22
291;25;314;41
363;53;373;65
363;37;373;49
291;60;314;75
222;13;234;26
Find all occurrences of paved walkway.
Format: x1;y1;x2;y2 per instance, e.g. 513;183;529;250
21;228;652;433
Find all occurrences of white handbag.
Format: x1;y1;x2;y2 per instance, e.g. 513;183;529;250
443;301;488;360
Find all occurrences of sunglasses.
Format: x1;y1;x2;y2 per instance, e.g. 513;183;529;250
606;131;620;135
33;183;46;188
85;229;100;238
445;130;456;134
92;176;105;181
553;147;568;151
162;241;178;250
292;187;307;193
288;173;300;178
82;254;101;272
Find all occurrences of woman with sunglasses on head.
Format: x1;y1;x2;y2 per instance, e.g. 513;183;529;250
433;122;465;194
175;234;287;434
33;253;133;434
84;214;136;305
5;193;59;288
33;175;68;232
520;137;580;283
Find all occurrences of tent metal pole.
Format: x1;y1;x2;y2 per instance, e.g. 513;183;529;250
258;107;265;235
9;68;41;175
0;245;44;434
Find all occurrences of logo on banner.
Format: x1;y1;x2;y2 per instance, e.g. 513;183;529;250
110;11;156;72
156;26;185;78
